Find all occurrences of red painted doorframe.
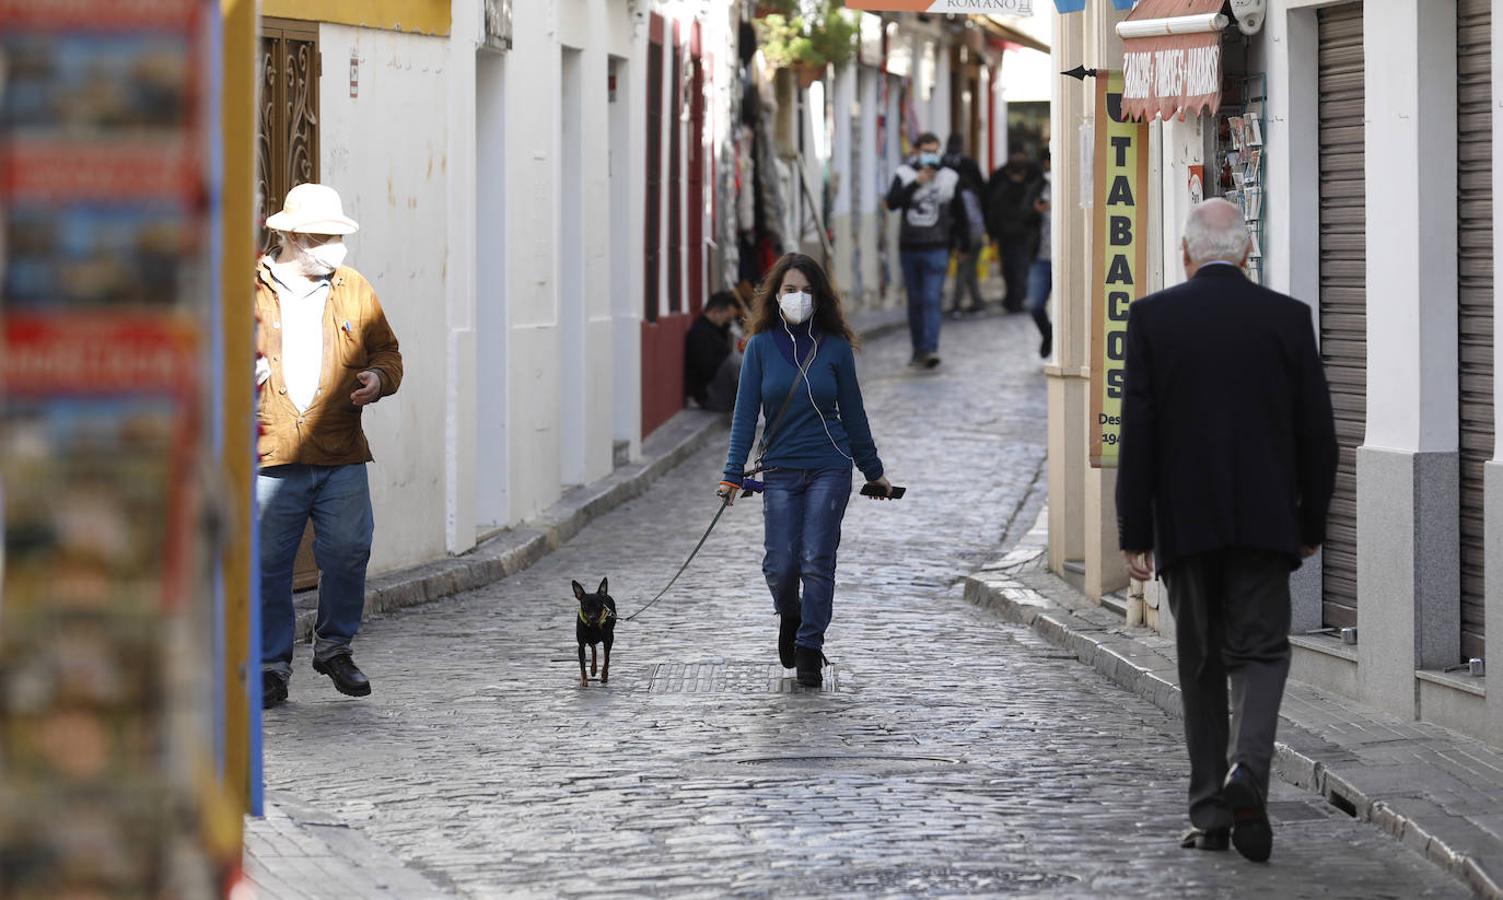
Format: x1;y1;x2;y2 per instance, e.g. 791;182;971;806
642;14;692;439
688;20;705;316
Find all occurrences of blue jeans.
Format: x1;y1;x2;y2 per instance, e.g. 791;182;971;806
762;467;852;651
1027;258;1052;313
899;248;949;357
258;464;375;679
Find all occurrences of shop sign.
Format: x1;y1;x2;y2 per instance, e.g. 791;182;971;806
1116;0;1227;120
1090;71;1150;468
1122;42;1220;120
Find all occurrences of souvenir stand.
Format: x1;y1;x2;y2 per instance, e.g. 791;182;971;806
0;0;240;895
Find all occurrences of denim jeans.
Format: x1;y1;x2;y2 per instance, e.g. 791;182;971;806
761;467;853;651
1027;258;1053;337
258;463;375;679
899;248;950;357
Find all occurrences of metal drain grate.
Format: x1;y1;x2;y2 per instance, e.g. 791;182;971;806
820;867;1079;894
643;662;843;693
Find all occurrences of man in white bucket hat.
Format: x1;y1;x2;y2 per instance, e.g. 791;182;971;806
255;182;403;709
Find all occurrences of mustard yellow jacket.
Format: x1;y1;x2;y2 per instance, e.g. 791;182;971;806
254;261;403;467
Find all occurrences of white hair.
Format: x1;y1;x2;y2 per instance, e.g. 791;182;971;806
1182;198;1250;264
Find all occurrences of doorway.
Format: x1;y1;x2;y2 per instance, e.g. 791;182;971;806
475;50;509;532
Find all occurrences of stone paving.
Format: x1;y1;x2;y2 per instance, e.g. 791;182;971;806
254;311;1463;898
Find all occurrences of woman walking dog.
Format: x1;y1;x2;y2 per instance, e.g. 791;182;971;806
719;253;893;687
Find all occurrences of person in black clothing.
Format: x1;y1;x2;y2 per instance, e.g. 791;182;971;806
685;290;744;412
885;132;971;369
986;150;1044;313
943;134;988;317
1116;199;1338;864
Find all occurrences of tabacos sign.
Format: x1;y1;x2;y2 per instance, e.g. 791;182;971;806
1090;71;1149;468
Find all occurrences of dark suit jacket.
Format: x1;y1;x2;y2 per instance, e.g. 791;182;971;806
1115;264;1338;574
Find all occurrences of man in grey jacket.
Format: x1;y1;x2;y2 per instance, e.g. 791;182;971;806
886;132;971;369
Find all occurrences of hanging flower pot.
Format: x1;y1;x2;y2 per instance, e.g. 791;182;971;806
755;1;855;80
755;0;797;17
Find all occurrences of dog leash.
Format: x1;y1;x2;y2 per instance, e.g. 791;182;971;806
621;338;817;624
620;492;733;622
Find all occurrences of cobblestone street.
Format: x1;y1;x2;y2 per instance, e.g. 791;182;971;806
257;312;1463;898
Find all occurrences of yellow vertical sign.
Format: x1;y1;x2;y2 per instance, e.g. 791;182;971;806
1090;71;1150;468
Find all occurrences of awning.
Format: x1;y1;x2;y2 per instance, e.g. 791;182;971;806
980;15;1050;54
844;0;1039;14
1117;0;1228;121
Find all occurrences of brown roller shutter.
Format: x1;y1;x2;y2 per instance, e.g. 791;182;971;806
1459;0;1491;663
1317;4;1365;630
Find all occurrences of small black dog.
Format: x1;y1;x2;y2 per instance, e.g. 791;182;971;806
573;578;616;687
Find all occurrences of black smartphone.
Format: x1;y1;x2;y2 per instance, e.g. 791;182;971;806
860;483;906;500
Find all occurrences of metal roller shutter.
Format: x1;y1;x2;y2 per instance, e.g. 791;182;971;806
1317;4;1365;630
1459;0;1491;662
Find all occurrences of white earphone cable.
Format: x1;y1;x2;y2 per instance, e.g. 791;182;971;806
782;316;854;463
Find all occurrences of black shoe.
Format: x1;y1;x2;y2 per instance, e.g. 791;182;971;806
1039;329;1053;359
1179;827;1230;851
779;614;801;669
1223;764;1272;862
262;672;288;709
312;654;372;697
923;354;941;370
794;646;824;687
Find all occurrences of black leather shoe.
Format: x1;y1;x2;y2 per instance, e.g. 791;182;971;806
262;672;288;709
779;614;801;669
1224;764;1272;862
1179;827;1229;851
795;646;823;687
312;654;372;697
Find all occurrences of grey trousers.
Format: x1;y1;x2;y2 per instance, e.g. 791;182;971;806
949;251;983;312
1165;548;1292;831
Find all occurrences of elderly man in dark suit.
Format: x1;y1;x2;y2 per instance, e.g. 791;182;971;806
1116;198;1338;863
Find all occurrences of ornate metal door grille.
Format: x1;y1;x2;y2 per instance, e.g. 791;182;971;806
258;19;321;252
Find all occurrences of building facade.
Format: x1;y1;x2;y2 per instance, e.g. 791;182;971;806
256;0;720;576
254;1;1042;584
1048;0;1501;748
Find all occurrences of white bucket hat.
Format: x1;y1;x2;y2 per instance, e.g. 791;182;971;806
265;182;360;235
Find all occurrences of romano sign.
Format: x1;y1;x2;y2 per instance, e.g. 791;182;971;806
1089;71;1149;468
1115;0;1227;120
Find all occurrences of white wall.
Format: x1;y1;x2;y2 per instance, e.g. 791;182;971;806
319;24;452;574
313;0;647;576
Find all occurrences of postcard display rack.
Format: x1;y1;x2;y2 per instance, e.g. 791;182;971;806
0;1;227;897
1214;74;1267;285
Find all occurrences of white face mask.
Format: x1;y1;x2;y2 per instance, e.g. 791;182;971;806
291;236;347;276
779;290;814;325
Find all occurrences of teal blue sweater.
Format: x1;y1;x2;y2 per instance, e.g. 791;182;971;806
723;326;883;483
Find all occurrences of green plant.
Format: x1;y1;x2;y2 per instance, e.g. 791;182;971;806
755;0;857;71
